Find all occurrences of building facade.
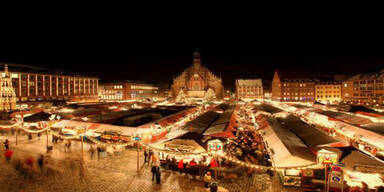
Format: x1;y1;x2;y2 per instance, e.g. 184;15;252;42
272;70;315;102
99;81;159;102
342;70;384;106
315;82;341;104
2;63;99;103
171;51;224;99
0;65;16;111
235;79;263;100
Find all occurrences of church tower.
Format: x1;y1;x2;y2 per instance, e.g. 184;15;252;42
171;51;224;99
0;64;17;111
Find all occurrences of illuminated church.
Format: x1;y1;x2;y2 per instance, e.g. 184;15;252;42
0;65;16;111
171;51;224;99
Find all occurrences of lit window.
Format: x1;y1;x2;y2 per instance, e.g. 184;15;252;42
344;83;347;87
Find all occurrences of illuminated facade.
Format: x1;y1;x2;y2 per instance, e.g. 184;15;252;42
99;81;159;101
272;70;315;102
342;70;384;106
315;82;341;104
171;51;224;99
235;79;263;100
2;63;99;103
0;65;16;111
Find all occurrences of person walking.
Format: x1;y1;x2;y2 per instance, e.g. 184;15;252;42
38;154;44;172
178;159;184;174
144;148;148;163
204;172;212;188
155;166;161;184
151;165;157;181
3;139;9;150
4;149;13;163
209;181;218;192
89;145;96;159
148;149;153;164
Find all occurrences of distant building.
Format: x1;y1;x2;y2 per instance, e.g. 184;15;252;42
342;70;384;106
271;70;315;102
171;51;224;99
154;84;170;99
0;65;16;111
1;63;99;103
99;81;159;102
315;82;341;104
235;79;263;100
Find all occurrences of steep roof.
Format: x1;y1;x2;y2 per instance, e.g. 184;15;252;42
0;62;97;78
275;69;313;81
344;69;384;81
236;79;262;86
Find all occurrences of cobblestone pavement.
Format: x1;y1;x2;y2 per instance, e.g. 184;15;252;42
0;135;302;192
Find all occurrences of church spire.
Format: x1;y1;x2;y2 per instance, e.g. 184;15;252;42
193;50;201;67
4;64;9;77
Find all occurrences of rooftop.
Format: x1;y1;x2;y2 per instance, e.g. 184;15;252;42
236;79;262;86
0;62;98;78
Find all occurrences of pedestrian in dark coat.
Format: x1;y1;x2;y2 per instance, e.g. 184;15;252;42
155;166;161;184
3;139;9;150
38;154;44;172
151;166;157;181
148;149;153;163
144;149;148;163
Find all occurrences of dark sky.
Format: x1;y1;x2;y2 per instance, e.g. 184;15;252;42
1;10;384;90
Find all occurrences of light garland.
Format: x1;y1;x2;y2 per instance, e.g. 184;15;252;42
87;136;134;147
141;143;209;156
19;126;50;134
0;123;18;129
51;131;80;140
214;152;322;171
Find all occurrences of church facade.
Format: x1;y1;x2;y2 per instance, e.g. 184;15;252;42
171;51;224;99
0;65;17;111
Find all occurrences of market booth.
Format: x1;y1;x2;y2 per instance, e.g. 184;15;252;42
258;115;317;187
341;151;384;190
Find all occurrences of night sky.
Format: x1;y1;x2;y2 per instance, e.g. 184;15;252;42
1;12;384;90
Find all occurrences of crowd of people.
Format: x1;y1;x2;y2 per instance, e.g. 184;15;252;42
225;115;267;166
144;148;220;191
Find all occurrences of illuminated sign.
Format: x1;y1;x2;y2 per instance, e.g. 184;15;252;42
317;149;338;165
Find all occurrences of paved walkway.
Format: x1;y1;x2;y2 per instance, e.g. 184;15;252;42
0;134;302;192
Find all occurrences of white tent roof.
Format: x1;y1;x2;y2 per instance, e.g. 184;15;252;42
260;116;316;167
52;120;138;136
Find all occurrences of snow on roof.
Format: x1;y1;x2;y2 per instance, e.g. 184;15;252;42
236;79;262;87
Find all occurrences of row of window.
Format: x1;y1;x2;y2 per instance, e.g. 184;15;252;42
353;93;384;97
316;86;340;89
131;85;158;90
317;91;340;94
101;95;123;100
354;80;384;84
316;95;340;98
283;97;314;100
283;83;310;87
283;92;313;96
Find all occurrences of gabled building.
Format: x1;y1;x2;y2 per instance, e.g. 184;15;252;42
271;70;316;102
235;79;263;100
99;81;159;102
171;51;224;99
1;63;99;103
0;65;16;111
342;69;384;106
315;81;341;104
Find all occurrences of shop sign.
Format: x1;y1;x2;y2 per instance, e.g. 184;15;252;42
302;169;314;177
329;166;344;189
207;139;223;153
317;149;338;165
